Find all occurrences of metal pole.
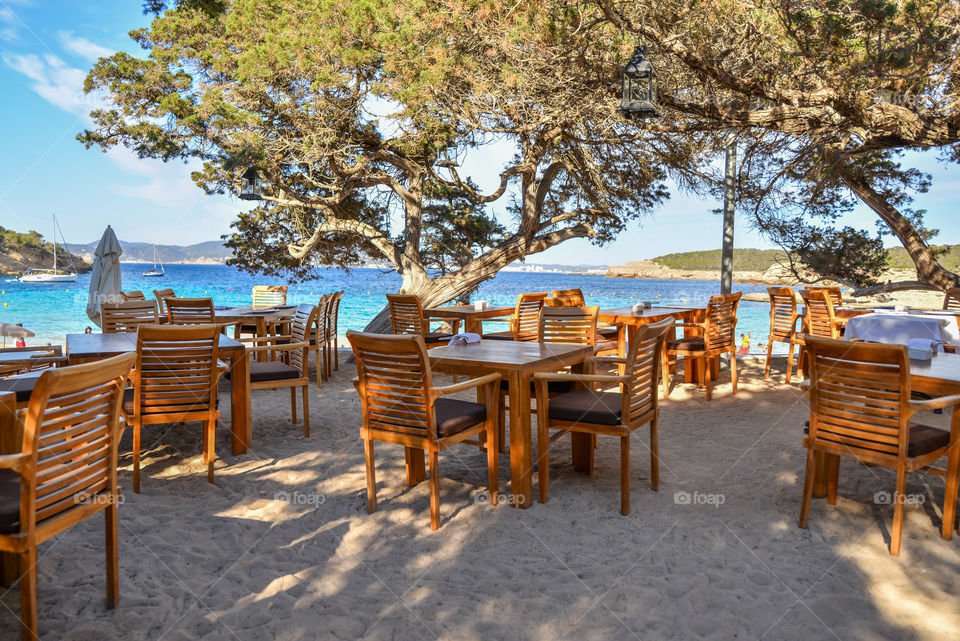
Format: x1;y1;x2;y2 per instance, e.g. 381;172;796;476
720;138;736;295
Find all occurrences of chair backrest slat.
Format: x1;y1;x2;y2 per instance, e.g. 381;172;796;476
512;292;548;341
539;306;599;345
166;298;215;325
135;324;219;417
100;300;160;333
152;288;176;315
799;290;839;339
804;286;843;308
348;332;437;440
766;287;798;341
622;318;673;425
290;304;318;373
704;293;741;351
547;288;586;307
943;287;960;311
252;285;287;308
120;290;145;301
806;337;910;461
386;294;428;337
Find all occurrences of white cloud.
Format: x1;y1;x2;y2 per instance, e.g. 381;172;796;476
57;30;113;60
2;51;104;117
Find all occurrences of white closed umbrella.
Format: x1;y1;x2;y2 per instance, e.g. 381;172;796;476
86;226;123;327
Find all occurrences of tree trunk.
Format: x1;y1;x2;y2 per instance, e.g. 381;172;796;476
837;167;960;290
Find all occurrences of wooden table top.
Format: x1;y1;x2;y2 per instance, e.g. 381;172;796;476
598;306;701;323
428;340;593;371
0;350;50;363
67;331;244;358
213;305;298;323
425;305;515;319
909;352;960;385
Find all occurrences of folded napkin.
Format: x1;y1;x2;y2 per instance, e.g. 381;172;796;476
447;332;482;346
907;338;944;356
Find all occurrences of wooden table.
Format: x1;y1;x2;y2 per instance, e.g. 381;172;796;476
424;305;514;334
598;306;708;382
215;305;298;335
65;332;252;455
428;340;594;508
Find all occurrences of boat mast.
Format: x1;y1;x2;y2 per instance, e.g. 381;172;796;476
52;214;57;274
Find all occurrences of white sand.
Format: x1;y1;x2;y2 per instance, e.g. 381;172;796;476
2;355;959;640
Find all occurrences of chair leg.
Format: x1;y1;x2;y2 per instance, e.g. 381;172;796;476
334;336;339;371
730;349;738;395
498;390;507;454
133;421;141;494
890;467;907;556
785;341;796;384
105;499;119;608
649;418;659;492
764;338;773;379
301;385;310;437
428;449;440;530
290;387;297;424
620;435;630;516
942;431;960;540
486;415;499;505
19;547;37;641
205;420;216;484
703;356;713;402
661;352;671;397
798;448;817;528
536;390;550;505
826;454;840;505
315;346;323;389
364;438;377;513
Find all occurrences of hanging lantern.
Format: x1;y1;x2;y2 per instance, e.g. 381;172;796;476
238;167;263;201
619;43;658;119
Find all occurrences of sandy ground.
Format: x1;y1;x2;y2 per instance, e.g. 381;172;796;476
2;355;959;640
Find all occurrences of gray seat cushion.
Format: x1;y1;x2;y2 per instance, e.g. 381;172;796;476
500;379;575;394
482;331;514;341
0;468;20;534
248;360;301;383
434;398;487;437
667;336;704;352
425;332;454;344
547;390;623;426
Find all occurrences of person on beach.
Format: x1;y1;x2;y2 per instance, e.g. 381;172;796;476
84;326;92;334
14;322;26;347
737;333;751;355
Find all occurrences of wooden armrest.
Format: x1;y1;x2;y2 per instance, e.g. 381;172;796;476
0;452;27;472
533;372;627;385
586;356;628;365
909;393;960;412
241;335;294;344
432;373;502;397
245;341;309;353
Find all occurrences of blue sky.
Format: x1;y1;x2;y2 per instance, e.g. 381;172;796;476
1;1;958;266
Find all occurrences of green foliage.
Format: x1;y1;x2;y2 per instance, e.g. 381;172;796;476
652;249;787;272
0;227;50;250
417;180;505;276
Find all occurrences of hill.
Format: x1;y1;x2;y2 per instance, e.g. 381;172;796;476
650;245;960;272
64;240;233;264
0;226;92;275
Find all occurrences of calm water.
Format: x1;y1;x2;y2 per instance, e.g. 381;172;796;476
0;263;781;352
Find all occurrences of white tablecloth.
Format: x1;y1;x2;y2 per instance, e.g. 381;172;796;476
844;312;960;347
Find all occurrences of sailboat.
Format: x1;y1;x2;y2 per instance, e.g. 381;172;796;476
20;215;78;283
142;246;165;277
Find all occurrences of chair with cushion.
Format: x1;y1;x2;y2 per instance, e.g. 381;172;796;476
165;297;216;325
548;288;619;343
347;331;500;530
664;292;741;401
386;294;459;346
534;318;674;514
764;286;801;383
328;290;344;373
241;304;316;436
122;324;221;492
152;288;176;316
482;292;547;341
799;336;960;556
100;300;160;333
120;290;145;302
0;353;135;641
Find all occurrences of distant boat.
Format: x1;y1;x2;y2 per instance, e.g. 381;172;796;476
142;246;165;278
20;215;77;283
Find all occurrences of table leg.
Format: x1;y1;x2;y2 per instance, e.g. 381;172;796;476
508;370;533;508
405;447;426;485
465;317;482;334
569;361;595;475
617;325;627;359
942;408;960;540
230;350;252;455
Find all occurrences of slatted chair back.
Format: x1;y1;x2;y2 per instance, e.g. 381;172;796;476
386;294;428;337
799;290;839;339
17;352;134;539
621;318;673;426
314;292;333;341
805;337;910;464
152;288;176;315
804;286;843;308
289;304;318;374
943;287;960;311
166;297;216;325
0;345;65;378
120;290;145;301
767;287;799;341
546;288;586;307
100;300;160;333
702;292;741;353
348;332;439;441
511;292;548;341
252;285;287;308
133;324;220;420
327;290;344;338
539;306;599;345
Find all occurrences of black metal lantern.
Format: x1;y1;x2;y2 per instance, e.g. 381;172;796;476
619;44;658;119
238;167;263;201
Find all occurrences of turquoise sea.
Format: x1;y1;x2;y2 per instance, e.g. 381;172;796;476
0;263;782;352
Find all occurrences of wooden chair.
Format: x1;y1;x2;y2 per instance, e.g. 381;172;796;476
664;292;741;401
799;337;960;556
385;294;459;346
152;288;176;316
122;324;221;492
942;287;960;310
347;331;500;530
0;353;135;641
483;292;547;340
252;285;287;308
100;300;160;333
165;297;216;325
534;318;674;514
310;292;333;386
804;286;844;308
120;290;145;301
0;346;66;380
765;287;801;383
241;304;316;436
328;290;344;373
547;288;619;344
